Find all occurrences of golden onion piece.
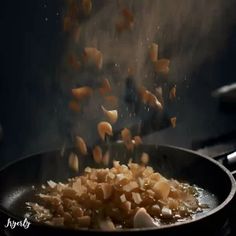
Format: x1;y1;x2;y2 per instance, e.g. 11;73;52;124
92;145;103;164
154;59;170;75
170;117;177;128
121;128;132;143
155;87;164;105
102;151;110;166
97;121;113;140
139;87;163;111
147;92;163;111
101;106;118;124
95;51;103;70
140;153;149;165
68;152;79;172
153;180;170;200
149;43;158;62
121;128;134;150
75;136;87;155
72;86;93;100
83;47;103;70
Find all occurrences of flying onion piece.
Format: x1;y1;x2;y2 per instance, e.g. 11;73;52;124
153;180;170;199
101;106;118;124
148;92;163;110
92;145;103;164
138;87;148;103
68;152;79;172
121;128;134;151
138;87;162;110
149;43;158;62
121;128;132;143
72;86;93;100
146;91;163;111
83;47;103;70
75;136;87;155
154;59;170;75
95;51;103;70
97;121;113;140
140;152;149;165
170;117;177;128
133;208;159;228
102;151;110;166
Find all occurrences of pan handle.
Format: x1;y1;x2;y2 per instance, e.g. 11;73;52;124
224;151;236;166
232;170;236;179
213;150;236;177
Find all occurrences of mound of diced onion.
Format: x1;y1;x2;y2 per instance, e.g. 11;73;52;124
27;161;203;230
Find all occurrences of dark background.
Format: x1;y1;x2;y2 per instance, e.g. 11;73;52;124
0;0;236;167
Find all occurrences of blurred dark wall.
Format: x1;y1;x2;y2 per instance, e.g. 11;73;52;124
0;0;236;167
0;0;66;165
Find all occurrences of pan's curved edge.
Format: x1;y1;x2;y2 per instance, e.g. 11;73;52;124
0;144;235;233
0;145;75;173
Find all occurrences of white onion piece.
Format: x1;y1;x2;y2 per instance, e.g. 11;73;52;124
133;208;159;228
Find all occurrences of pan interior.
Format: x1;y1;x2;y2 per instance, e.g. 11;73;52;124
0;144;233;228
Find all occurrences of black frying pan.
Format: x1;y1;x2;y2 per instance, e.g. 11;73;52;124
0;144;235;236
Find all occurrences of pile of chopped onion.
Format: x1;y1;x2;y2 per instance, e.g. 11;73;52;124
27;161;204;230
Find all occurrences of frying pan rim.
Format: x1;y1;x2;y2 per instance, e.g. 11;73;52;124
0;144;235;232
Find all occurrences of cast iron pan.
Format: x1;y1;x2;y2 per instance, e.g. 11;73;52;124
0;144;235;236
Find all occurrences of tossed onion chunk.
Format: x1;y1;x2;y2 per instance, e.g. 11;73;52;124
97;121;113;140
101;106;118;124
75;136;88;155
68;152;79;172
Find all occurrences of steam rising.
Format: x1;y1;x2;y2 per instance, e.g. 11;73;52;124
76;0;233;82
20;0;234;158
58;0;234;147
